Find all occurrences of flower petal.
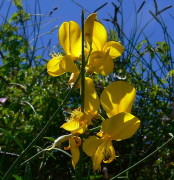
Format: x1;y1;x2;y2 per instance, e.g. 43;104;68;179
82;136;102;157
100;81;136;117
92;21;107;51
102;112;140;140
62;55;79;72
47;55;79;76
103;141;116;163
92;140;106;171
61;120;80;132
83;137;116;170
84;77;100;114
47;56;65;76
87;50;114;76
59;21;81;57
61;109;94;134
69;137;80;167
72;123;88;134
103;41;124;59
85;13;97;45
93;139;115;170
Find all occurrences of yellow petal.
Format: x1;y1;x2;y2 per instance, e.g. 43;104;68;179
59;21;81;57
103;142;116;163
69;137;80;167
85;13;97;45
102;112;140;140
87;51;114;76
93;139;114;171
83;137;116;171
82;136;102;157
47;55;79;76
59;22;70;55
62;121;88;134
61;120;80;132
72;123;88;134
100;81;136;117
61;110;83;132
84;77;100;114
62;55;79;72
47;56;65;76
103;41;124;59
92;21;107;51
61;109;93;134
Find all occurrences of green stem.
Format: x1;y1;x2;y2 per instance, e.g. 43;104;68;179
81;9;85;112
110;135;174;180
86;126;101;133
97;114;105;121
3;73;81;180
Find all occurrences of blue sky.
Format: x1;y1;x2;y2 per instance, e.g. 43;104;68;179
0;0;174;61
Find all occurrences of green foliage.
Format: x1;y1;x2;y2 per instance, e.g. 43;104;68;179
0;0;174;180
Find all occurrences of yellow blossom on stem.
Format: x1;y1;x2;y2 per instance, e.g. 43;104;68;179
47;21;81;76
85;18;124;76
61;77;100;134
61;109;94;134
83;81;140;170
47;13;97;77
65;136;81;168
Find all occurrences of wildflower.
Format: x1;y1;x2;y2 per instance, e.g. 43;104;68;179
83;81;140;170
61;77;100;134
64;136;81;168
47;14;97;77
47;53;79;76
47;13;124;78
85;17;124;76
57;77;99;167
47;20;81;76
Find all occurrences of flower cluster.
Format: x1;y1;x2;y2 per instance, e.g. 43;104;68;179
47;13;140;171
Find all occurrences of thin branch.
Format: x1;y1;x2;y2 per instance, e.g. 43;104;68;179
153;0;158;15
137;1;145;14
93;2;108;13
157;6;172;15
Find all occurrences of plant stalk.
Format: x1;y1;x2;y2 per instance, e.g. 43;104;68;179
81;9;85;112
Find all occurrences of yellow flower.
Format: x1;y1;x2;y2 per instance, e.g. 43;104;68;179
83;81;140;170
85;19;124;76
47;21;81;76
61;77;100;134
61;109;93;134
65;136;81;168
47;14;97;77
47;13;124;77
47;53;79;76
